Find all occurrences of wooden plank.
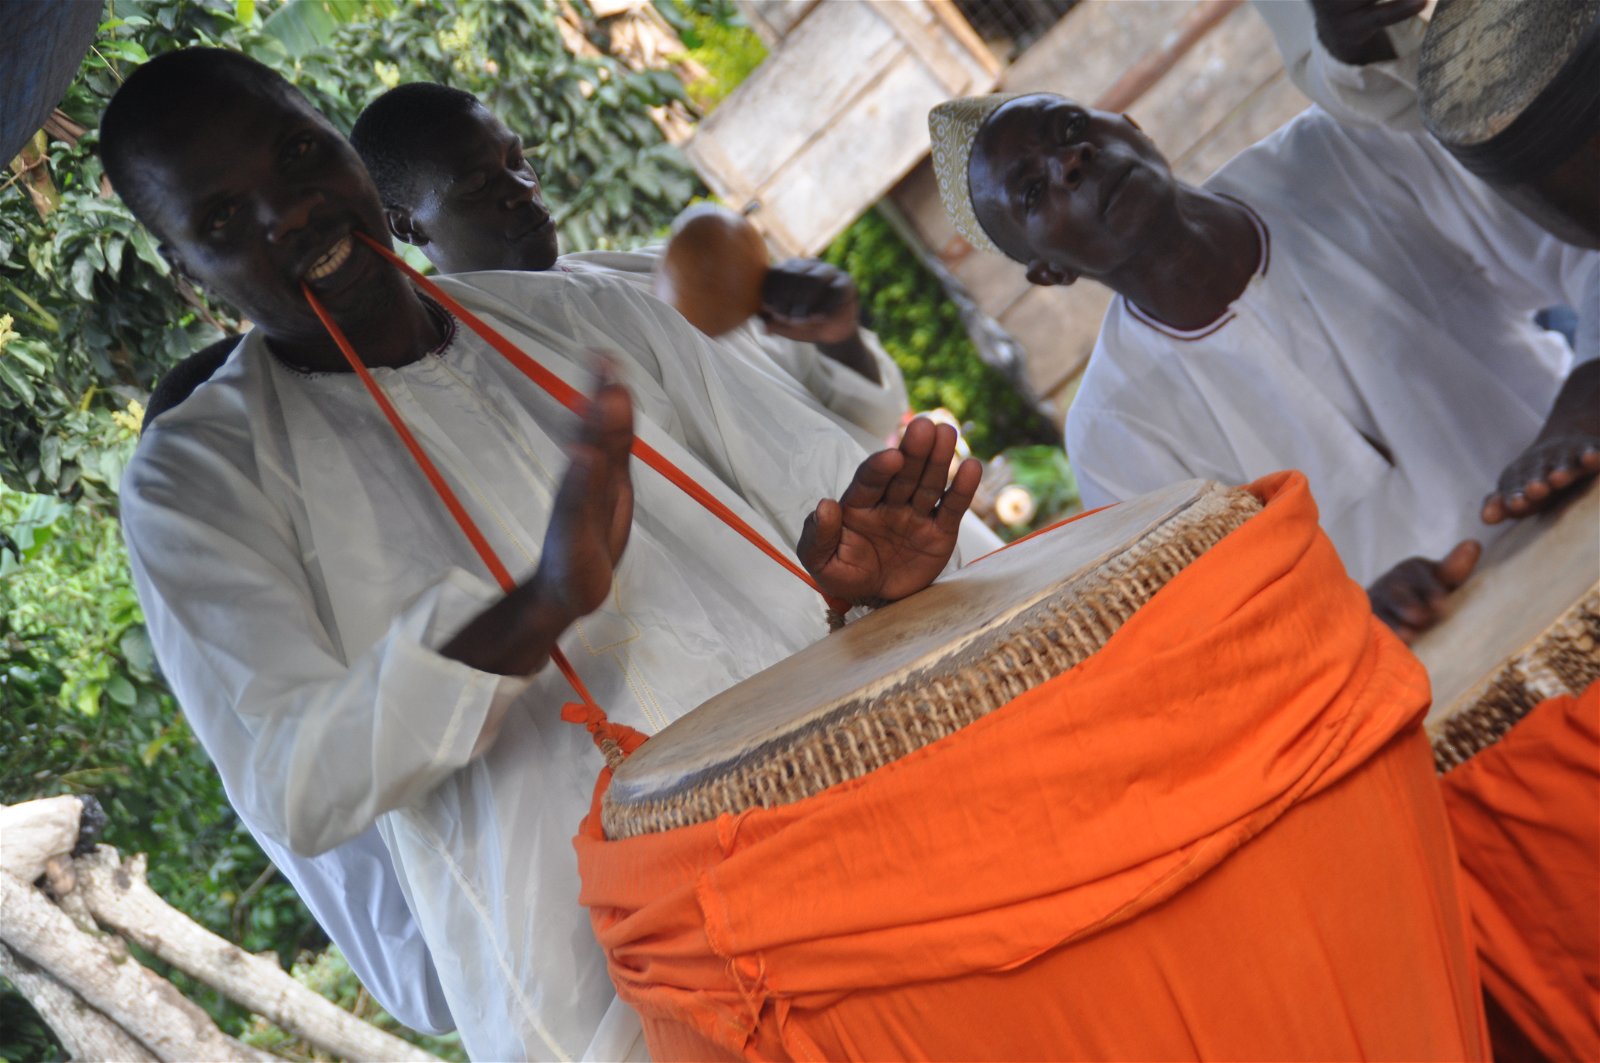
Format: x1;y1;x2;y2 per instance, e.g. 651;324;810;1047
737;0;820;45
999;282;1114;397
1171;69;1310;182
874;0;996;96
999;1;1197;100
692;3;900;189
756;51;957;256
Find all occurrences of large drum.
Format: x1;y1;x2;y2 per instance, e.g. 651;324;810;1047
577;475;1487;1061
1409;483;1600;1062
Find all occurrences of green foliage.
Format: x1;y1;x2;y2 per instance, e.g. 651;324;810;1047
0;459;324;1048
823;208;1058;459
654;0;768;111
240;947;466;1062
1;0;700;501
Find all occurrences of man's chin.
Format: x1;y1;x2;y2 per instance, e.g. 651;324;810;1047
511;231;561;272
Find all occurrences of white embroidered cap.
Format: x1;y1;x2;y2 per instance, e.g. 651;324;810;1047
928;94;1023;255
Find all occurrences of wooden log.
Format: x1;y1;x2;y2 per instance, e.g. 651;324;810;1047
0;869;274;1062
0;941;159;1062
0;796;82;884
74;848;441;1063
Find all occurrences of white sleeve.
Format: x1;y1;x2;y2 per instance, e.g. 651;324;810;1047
1250;0;1424;132
252;827;455;1033
759;328;909;444
122;431;526;857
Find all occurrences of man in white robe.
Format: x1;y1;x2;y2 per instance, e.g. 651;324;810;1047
929;92;1593;635
103;49;981;1061
351;82;910;449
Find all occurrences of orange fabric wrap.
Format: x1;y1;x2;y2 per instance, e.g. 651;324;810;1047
1441;682;1600;1062
575;473;1486;1060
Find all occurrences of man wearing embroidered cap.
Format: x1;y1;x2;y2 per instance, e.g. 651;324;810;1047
1417;0;1600;525
100;47;980;1062
929;90;1594;640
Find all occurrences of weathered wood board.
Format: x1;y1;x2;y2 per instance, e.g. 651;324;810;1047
687;0;999;257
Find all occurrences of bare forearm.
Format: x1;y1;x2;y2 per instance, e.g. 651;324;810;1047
816;332;882;385
440;573;578;678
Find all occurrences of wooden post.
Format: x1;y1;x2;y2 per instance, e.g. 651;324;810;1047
0;942;159;1062
73;848;442;1063
0;870;274;1062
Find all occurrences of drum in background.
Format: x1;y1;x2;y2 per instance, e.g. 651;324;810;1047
606;479;1259;838
581;474;1488;1062
1409;481;1600;1063
1412;481;1600;772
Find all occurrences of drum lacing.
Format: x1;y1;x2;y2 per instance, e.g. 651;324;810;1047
304;234;849;766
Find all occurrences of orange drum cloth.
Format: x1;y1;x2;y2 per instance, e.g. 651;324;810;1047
1441;682;1600;1062
574;473;1487;1061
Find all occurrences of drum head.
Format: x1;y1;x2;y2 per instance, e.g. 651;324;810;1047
605;479;1259;837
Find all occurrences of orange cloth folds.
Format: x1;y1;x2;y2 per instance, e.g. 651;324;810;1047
575;472;1487;1060
1442;682;1600;1062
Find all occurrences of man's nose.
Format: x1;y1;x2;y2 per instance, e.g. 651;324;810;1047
263;187;325;243
1056;143;1095;189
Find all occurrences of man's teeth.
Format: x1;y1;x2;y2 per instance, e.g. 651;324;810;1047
305;235;353;281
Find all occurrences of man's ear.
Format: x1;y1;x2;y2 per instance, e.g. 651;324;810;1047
387;207;428;248
1025;259;1077;287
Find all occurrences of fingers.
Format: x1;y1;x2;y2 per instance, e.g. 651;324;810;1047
933;457;983;535
761;258;852;321
882;418;935;507
1487;440;1600;521
837;448;905;510
908;422;959;514
1436;539;1481;590
797;499;843;575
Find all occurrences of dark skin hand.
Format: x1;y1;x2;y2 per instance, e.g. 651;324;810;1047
1483;362;1600;523
1310;0;1426;66
760;258;881;385
441;369;634;680
799;417;982;602
1368;539;1481;645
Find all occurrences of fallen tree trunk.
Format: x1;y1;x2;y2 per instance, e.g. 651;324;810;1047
0;941;159;1062
0;869;273;1062
74;847;441;1063
0;795;82;884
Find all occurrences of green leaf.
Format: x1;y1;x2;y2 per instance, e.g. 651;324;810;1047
107;673;137;707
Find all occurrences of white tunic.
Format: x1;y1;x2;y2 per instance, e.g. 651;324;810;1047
122;268;891;1060
1250;0;1426;132
1067;107;1594;585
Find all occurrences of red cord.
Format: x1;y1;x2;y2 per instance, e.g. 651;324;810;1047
355;232;848;616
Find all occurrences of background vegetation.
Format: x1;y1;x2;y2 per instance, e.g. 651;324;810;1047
1;1;1072;1058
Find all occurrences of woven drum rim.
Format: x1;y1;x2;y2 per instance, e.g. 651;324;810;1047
602;485;1263;840
1428;587;1600;773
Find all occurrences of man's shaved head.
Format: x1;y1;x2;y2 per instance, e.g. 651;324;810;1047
100;48;314;238
350;83;484;212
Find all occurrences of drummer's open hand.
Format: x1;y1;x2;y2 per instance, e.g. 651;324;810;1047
799;417;981;602
1367;539;1480;645
441;367;633;682
535;368;635;620
1482;365;1600;524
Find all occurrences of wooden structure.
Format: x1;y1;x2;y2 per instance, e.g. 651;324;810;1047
0;796;438;1063
689;0;999;258
704;0;1312;413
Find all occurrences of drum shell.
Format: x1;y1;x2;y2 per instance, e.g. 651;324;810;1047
576;473;1487;1061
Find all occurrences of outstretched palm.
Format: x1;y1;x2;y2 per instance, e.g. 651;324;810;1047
537;375;635;620
800;418;982;602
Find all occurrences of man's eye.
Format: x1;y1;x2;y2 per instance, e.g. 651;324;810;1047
207;204;238;232
458;173;489;197
1060;113;1087;143
1023;181;1042;211
285;135;314;161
